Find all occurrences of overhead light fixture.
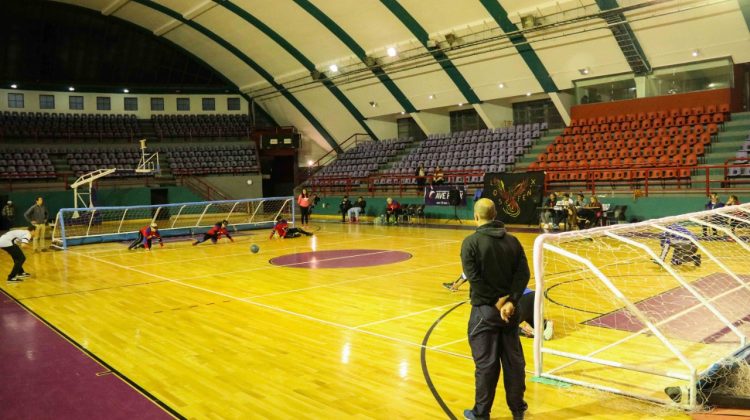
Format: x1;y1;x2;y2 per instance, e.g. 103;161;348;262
498;83;505;88
307;160;314;167
68;87;75;91
428;94;435;100
400;111;405;115
526;92;532;97
387;47;397;57
329;64;338;73
10;84;17;89
691;50;700;57
123;88;129;93
369;101;377;108
579;68;590;75
458;103;463;107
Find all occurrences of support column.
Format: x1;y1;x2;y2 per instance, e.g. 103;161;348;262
410;111;450;136
473;102;513;129
549;92;575;126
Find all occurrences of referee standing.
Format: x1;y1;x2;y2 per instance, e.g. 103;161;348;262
461;198;530;420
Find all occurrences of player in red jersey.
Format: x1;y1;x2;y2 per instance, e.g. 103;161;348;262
128;222;163;251
193;220;234;246
269;218;312;239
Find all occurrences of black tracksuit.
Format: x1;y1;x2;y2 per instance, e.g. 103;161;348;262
461;221;530;419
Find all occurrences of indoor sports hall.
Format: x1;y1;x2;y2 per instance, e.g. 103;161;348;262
2;1;750;419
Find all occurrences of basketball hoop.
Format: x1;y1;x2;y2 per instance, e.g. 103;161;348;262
135;139;160;174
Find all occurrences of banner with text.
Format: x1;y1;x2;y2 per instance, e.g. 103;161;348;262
423;185;467;206
482;172;544;224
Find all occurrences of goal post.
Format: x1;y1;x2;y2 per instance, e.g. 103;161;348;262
52;196;294;249
533;203;750;409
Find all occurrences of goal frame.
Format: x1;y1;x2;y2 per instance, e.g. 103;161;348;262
532;203;750;409
52;196;294;249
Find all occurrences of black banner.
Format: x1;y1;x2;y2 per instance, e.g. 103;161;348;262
482;172;545;225
423;185;467;206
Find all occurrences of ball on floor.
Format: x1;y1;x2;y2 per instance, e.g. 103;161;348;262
250;244;260;254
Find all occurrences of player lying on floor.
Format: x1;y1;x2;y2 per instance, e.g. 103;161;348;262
193;220;234;246
657;223;701;267
444;274;554;340
269;218;313;239
128;222;163;251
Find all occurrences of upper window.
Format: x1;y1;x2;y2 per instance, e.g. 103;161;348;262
151;97;164;111
176;97;190;111
8;93;24;108
227;97;241;111
69;96;84;110
39;94;55;109
124;97;138;111
96;96;111;111
202;97;215;111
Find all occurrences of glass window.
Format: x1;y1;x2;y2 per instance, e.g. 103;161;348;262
124;97;138;111
449;109;487;133
512;99;564;129
227;97;241;111
176;97;190;111
39;94;55;109
646;58;733;96
8;93;24;108
574;73;636;104
202;97;215;111
151;97;164;111
69;96;84;110
96;96;111;111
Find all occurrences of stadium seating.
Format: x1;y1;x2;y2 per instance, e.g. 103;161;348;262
532;106;729;184
311;137;413;182
164;144;259;175
0;148;56;179
152;114;252;138
0;111;140;139
727;133;750;178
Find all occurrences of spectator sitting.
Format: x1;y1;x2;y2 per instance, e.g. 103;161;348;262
415;163;426;192
347;196;367;223
726;195;741;234
339;195;352;223
385;197;402;224
432;166;445;185
540;192;557;232
578;195;603;228
703;193;724;236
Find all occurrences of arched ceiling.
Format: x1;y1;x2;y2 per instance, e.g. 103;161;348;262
49;0;750;152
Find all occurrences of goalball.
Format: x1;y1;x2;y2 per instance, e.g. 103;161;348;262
533;203;750;409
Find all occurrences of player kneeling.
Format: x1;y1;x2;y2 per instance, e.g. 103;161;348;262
269;218;313;239
193;220;234;246
128;223;163;251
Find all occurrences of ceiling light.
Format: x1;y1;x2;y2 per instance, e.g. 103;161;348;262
123;88;129;93
68;87;75;91
428;94;435;100
307;160;314;167
498;83;505;88
369;101;377;108
458;103;463;107
526;92;532;96
579;68;590;75
691;50;699;57
10;84;17;89
400;111;405;115
329;64;338;73
387;47;397;57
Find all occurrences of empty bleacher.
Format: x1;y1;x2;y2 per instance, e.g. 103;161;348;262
152;114;252;138
0;148;56;179
313;137;413;180
0;111;140;140
165;144;258;175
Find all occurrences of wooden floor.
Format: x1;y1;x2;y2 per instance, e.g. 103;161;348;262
1;222;698;419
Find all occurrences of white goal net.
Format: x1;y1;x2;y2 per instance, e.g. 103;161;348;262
533;203;750;409
52;197;293;249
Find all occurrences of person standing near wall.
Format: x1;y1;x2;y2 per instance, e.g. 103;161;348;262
297;188;312;226
24;197;49;252
1;201;15;232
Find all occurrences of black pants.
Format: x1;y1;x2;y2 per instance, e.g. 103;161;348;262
468;305;527;418
662;241;699;264
300;206;310;225
386;209;401;223
285;227;312;238
194;233;219;245
2;244;25;280
517;293;535;328
128;232;151;250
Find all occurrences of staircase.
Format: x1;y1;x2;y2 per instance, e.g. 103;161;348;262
691;111;750;184
514;128;562;169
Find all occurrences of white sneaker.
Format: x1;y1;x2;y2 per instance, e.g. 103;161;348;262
17;272;31;278
543;320;554;340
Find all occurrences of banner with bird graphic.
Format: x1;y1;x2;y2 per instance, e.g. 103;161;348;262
483;171;545;224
